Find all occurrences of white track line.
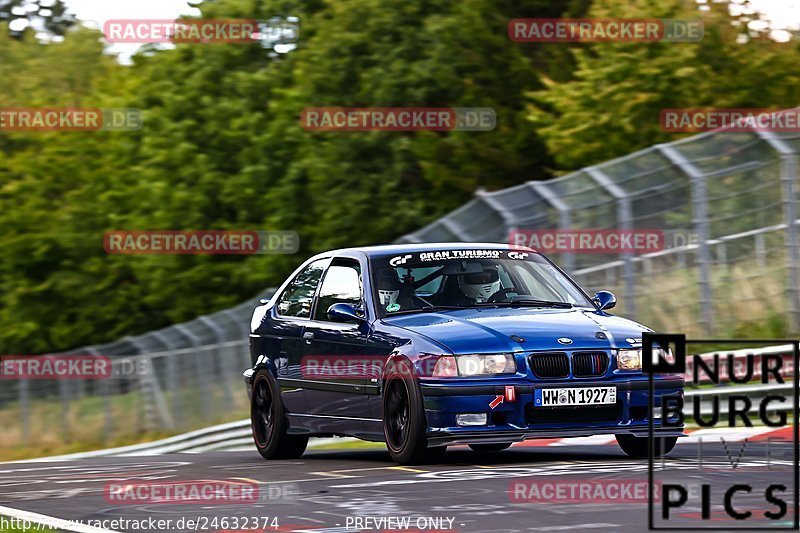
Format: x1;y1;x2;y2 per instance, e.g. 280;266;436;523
0;505;121;533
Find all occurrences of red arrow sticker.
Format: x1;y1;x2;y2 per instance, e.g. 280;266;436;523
489;395;504;409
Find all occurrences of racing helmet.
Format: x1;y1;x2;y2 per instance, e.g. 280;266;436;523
376;268;401;306
458;267;500;302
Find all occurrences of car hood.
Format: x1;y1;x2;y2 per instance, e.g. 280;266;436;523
382;307;651;354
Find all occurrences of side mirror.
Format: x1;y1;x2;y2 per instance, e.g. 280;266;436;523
259;298;270;305
592;290;616;311
327;303;367;324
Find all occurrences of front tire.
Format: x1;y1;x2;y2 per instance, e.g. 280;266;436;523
616;434;677;458
251;369;308;460
383;361;438;464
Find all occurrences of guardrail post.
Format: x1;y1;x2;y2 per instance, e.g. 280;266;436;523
657;144;714;336
757;132;800;333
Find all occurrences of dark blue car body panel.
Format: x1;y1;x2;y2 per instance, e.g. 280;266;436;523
245;243;684;446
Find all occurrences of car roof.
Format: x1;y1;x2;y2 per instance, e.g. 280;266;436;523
326;242;537;258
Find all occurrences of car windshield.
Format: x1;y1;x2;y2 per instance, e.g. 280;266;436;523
370;249;595;316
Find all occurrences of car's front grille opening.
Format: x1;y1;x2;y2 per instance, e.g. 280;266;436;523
572;352;609;377
529;352;570;378
524;401;623;425
630;406;648;421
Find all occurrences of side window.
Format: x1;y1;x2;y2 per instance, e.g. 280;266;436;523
313;261;363;321
277;259;328;318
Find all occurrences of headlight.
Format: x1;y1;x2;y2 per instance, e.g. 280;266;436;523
433;354;516;377
617;349;642;370
617;347;672;370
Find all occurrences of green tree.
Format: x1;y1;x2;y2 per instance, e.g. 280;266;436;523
529;0;800;171
0;0;582;353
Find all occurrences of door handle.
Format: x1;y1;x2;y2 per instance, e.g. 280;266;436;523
302;332;314;344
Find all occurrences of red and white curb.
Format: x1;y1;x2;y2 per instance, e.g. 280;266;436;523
513;425;794;447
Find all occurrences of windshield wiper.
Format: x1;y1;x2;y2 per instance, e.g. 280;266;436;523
474;300;573;309
387;305;469;316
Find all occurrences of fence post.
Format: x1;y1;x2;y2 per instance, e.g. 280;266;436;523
781;154;800;332
19;377;30;444
755;232;767;269
476;189;518;243
657;144;714;336
58;377;71;444
152;330;182;429
586;166;635;315
139;360;159;432
224;308;253;373
756;132;800;333
200;315;234;407
531;182;573;274
86;347;112;442
176;324;212;424
125;337;175;432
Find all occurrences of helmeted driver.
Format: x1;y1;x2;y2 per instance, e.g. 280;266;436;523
376;268;402;307
376;268;431;311
457;267;501;303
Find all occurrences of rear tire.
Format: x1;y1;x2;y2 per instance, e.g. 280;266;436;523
468;443;512;452
383;361;436;465
251;369;308;460
616;434;677;458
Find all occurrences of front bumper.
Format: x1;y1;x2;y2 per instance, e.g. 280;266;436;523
421;377;684;446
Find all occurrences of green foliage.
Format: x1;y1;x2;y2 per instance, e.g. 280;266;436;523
0;0;568;353
530;0;800;171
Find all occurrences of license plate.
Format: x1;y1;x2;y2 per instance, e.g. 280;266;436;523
534;386;617;407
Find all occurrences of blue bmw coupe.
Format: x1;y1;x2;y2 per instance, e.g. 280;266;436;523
244;243;684;464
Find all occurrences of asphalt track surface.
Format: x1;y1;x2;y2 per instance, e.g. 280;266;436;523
1;442;797;533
